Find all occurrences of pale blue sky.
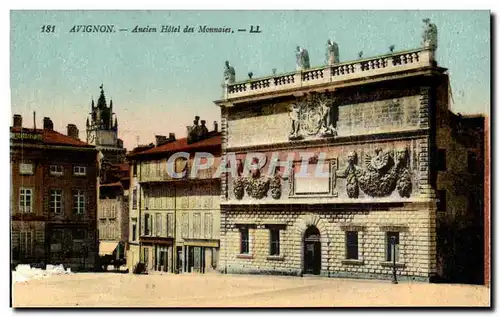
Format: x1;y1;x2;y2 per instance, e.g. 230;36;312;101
10;10;490;149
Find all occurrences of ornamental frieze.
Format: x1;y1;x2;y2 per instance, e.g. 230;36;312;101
338;147;412;198
232;159;283;200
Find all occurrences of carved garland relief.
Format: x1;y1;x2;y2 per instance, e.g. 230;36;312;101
231;147;413;200
232;158;283;200
338;147;412;198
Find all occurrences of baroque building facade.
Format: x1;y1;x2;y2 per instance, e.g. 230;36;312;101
214;26;484;282
126;118;221;274
10;115;98;270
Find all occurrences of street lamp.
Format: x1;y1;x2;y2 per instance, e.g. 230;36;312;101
391;236;398;284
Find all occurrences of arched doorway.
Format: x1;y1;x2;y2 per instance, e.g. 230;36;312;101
303;226;321;275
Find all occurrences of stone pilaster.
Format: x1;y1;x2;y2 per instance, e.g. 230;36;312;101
419;86;430;129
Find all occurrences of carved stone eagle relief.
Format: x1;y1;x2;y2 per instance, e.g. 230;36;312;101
339;147;412;198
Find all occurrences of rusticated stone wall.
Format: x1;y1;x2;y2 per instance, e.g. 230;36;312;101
219;204;436;281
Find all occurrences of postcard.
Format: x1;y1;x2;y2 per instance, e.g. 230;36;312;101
10;10;490;308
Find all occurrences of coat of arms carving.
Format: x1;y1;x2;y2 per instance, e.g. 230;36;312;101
289;93;338;140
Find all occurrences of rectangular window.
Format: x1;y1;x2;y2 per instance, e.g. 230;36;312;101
240;227;249;254
346;231;359;260
19;163;34;175
72;189;85;214
156;213;162;236
50;229;63;253
50;165;63;176
269;228;280;256
386;232;400;262
50;189;63;214
167;213;174;237
144;213;151;236
19;231;33;256
132;222;137;241
73;228;85;240
73;166;86;176
133;163;138;177
142;248;149;264
467;152;477;174
156;161;161;177
132;188;138;209
437;190;447;212
437;149;447;171
19;188;33;213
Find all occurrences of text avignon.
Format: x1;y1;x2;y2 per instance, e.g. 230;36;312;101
69;25;115;33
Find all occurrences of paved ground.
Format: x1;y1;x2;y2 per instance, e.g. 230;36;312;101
12;272;490;307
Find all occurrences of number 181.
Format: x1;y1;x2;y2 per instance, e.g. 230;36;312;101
41;25;55;33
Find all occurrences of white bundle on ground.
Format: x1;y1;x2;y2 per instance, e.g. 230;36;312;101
13;264;73;283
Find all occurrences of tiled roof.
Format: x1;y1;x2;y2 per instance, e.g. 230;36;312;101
129;133;221;157
10;127;94;148
99;181;123;188
110;163;129;172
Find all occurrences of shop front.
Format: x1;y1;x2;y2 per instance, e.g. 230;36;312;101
140;236;175;273
182;239;219;273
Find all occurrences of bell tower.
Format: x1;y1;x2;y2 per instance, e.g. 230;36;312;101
86;84;125;163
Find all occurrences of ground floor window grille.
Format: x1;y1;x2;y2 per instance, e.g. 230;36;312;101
386;231;400;262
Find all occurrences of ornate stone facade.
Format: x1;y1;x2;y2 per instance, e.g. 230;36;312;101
213;43;474;282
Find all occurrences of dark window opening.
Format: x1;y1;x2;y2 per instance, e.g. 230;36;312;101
467;152;477;174
437;149;447;171
386;232;400;262
437;190;447;212
346;231;359;260
240;227;249;254
269;228;280;256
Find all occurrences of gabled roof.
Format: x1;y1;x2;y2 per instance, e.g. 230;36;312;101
128;133;221;158
10;127;94;148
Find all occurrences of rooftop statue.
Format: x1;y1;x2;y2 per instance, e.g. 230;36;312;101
326;40;340;65
295;46;310;71
223;60;236;84
422;18;438;49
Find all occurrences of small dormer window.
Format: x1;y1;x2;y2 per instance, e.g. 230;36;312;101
19;162;34;175
50;165;63;176
73;166;86;176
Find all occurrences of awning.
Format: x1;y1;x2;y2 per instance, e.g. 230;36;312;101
99;241;118;256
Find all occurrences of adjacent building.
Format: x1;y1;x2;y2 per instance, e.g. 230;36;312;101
10;115;98;270
126;117;221;273
214;28;484;282
85;84;131;265
97;163;130;265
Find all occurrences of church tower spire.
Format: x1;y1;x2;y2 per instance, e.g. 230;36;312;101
86;84;123;155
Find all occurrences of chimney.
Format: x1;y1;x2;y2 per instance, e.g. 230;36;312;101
43;117;53;130
13;114;22;128
213;121;218;132
169;133;176;141
67;124;79;140
155;135;168;147
194;116;200;125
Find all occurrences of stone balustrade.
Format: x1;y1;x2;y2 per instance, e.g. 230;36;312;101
222;47;435;100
